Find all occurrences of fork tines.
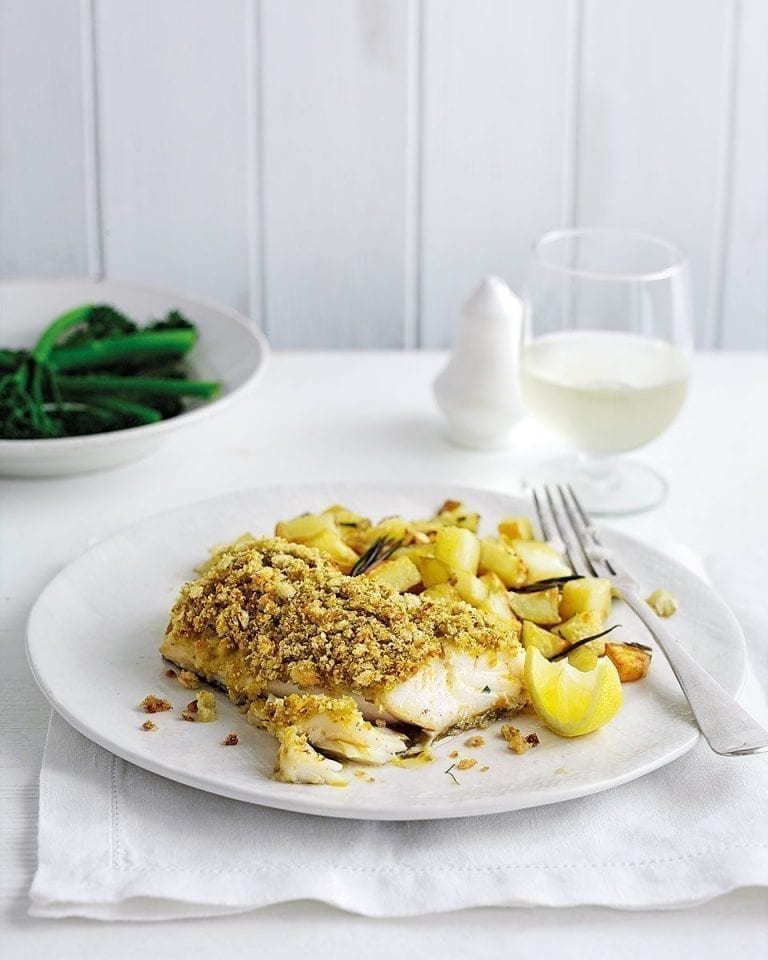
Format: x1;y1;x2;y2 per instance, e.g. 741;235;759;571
531;485;616;579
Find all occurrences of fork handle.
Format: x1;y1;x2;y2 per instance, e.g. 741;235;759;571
621;587;768;756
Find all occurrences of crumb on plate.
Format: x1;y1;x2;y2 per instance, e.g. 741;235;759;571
223;733;239;746
141;720;157;732
140;694;172;714
501;724;539;754
465;735;485;748
646;588;677;617
196;690;218;722
456;758;477;771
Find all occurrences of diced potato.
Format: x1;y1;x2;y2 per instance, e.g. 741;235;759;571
511;540;571;585
560;577;612;623
521;620;570;659
453;571;489;607
553;610;606;652
322;505;372;548
366;516;409;545
417;555;452;588
567;646;599;672
507;587;561;625
422;582;461;602
322;504;370;526
646;588;677;617
394;543;435;562
434;527;481;574
408;521;442;538
604;642;652;682
276;513;337;543
477;572;515;620
436;500;481;533
498;516;535;541
366;555;422;593
478;538;527;588
307;531;360;572
479;590;515;621
479;571;507;593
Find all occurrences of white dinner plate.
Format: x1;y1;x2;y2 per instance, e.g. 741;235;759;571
27;483;746;820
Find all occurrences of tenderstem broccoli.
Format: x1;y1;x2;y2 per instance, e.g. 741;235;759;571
0;304;220;439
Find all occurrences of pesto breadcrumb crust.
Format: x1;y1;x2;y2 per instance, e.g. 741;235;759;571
163;537;522;697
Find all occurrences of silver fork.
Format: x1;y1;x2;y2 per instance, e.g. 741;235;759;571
532;484;768;757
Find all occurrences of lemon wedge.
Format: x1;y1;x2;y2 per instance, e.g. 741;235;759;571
524;646;623;737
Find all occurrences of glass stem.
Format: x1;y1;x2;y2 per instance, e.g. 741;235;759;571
578;453;620;491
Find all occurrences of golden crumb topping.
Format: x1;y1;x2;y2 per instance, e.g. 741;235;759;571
248;692;362;734
164;538;521;696
177;670;200;690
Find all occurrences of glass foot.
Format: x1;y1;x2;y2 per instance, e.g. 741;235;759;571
522;457;668;516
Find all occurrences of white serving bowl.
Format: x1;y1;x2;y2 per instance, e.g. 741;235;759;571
0;280;269;477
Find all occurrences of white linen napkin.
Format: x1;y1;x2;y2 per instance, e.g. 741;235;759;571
30;549;768;920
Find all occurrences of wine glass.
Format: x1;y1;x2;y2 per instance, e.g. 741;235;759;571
520;228;693;515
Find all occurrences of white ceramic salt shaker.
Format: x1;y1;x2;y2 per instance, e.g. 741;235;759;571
433;276;524;449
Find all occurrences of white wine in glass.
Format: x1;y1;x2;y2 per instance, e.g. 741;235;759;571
520;229;693;515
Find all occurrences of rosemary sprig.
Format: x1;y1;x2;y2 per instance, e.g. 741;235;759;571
516;575;585;594
350;536;403;576
444;763;459;786
549;624;622;661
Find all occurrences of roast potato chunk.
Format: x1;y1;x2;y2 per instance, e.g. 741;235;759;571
553;610;606;652
367;555;421;593
604;642;652;682
478;538;527;588
498;516;535;541
507;587;561;625
434;527;481;574
276;513;337;543
521;620;569;659
510;540;571;585
559;578;612;623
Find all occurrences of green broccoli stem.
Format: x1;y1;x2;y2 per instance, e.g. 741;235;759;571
31;305;94;363
49;329;197;371
50;400;126;428
57;374;220;399
0;350;21;371
84;396;164;425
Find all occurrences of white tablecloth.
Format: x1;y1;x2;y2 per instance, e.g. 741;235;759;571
3;351;768;957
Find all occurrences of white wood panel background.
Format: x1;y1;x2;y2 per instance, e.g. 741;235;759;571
0;0;765;348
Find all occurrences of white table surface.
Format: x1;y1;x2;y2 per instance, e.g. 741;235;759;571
2;350;767;958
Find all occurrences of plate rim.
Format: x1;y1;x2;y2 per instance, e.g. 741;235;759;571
26;482;747;820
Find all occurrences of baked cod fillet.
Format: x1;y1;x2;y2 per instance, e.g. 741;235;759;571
161;538;527;782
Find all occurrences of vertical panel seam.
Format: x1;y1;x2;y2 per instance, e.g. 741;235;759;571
707;0;740;349
404;0;424;349
246;0;267;332
80;0;104;279
561;0;584;230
